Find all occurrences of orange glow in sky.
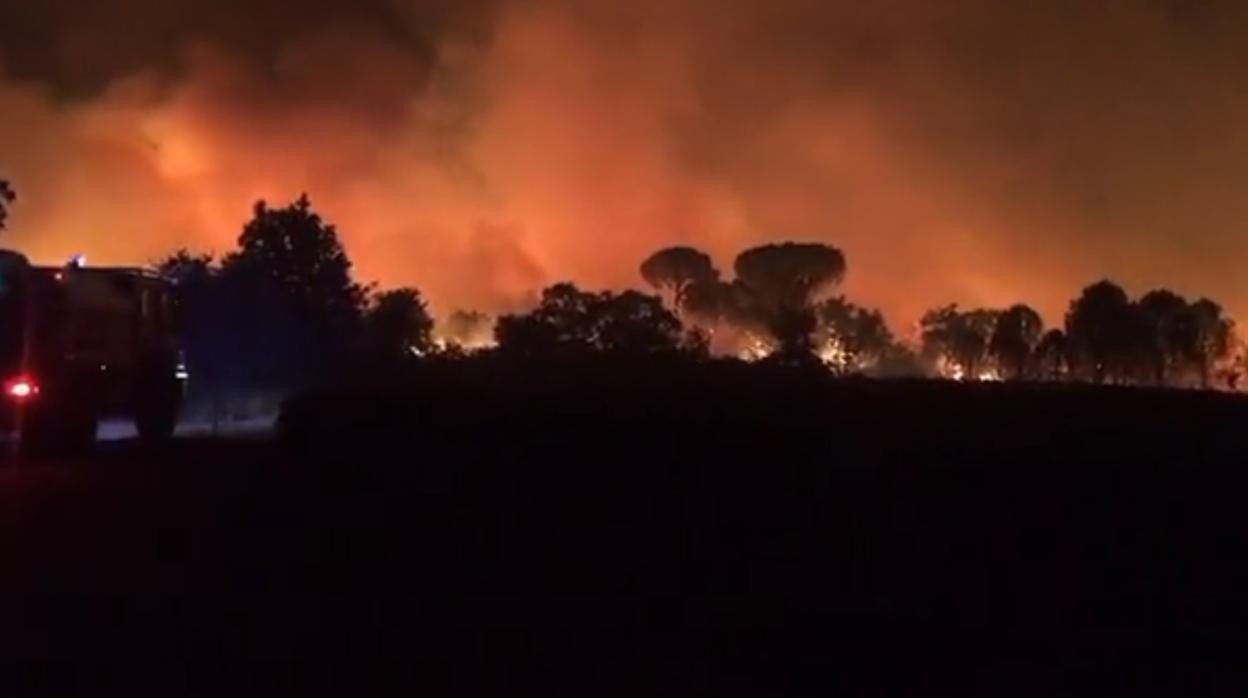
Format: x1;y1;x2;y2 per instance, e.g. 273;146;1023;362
3;0;1248;332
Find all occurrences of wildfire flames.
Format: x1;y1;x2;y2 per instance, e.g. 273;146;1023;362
6;0;1248;329
736;335;776;362
431;334;498;354
933;357;1000;383
816;338;850;370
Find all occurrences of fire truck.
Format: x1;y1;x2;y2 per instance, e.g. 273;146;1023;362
0;250;185;452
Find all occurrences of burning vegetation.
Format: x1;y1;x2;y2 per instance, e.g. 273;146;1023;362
4;182;1241;395
435;310;498;353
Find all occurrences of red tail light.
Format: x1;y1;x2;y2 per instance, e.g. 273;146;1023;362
6;376;39;400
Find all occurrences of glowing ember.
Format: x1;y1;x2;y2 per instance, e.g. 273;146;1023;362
736;335;776;362
934;356;1000;382
431;334;498;355
817;337;851;369
935;357;965;381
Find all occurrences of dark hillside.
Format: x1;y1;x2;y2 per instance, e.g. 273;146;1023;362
268;360;1248;694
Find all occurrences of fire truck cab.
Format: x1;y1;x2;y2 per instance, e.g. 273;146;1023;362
0;250;184;452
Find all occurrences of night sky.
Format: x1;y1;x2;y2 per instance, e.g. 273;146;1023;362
2;0;1248;329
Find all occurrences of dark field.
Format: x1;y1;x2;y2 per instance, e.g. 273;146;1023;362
3;365;1248;695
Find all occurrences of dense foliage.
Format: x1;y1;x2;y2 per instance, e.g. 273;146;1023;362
141;196;1242;394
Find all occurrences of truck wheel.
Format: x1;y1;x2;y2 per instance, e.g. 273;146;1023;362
135;388;180;443
135;408;176;442
20;404;96;458
18;412;55;459
63;405;99;453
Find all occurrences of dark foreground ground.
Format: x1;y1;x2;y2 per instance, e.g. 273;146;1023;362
3;366;1248;695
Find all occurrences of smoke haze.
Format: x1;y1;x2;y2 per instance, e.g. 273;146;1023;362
3;0;1248;330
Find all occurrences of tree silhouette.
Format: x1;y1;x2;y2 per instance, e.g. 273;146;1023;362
921;305;999;379
1033;329;1069;381
155;249;215;289
989;304;1044;380
1189;298;1235;388
816;296;894;371
494;313;560;357
0;179;14;231
496;283;682;357
734;243;846;358
1137;289;1194;385
495;283;601;357
228;195;367;319
366;288;434;360
640;247;719;308
217;195;368;389
523;282;599;347
1065;280;1138;383
595;290;683;355
676;278;770;357
680;278;733;325
681;279;763;330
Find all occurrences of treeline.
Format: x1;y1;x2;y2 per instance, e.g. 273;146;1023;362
153;194;1242;396
157;196;432;398
632;244;1239;389
919;285;1235;388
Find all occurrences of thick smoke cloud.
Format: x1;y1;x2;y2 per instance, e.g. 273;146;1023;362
3;0;1248;328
